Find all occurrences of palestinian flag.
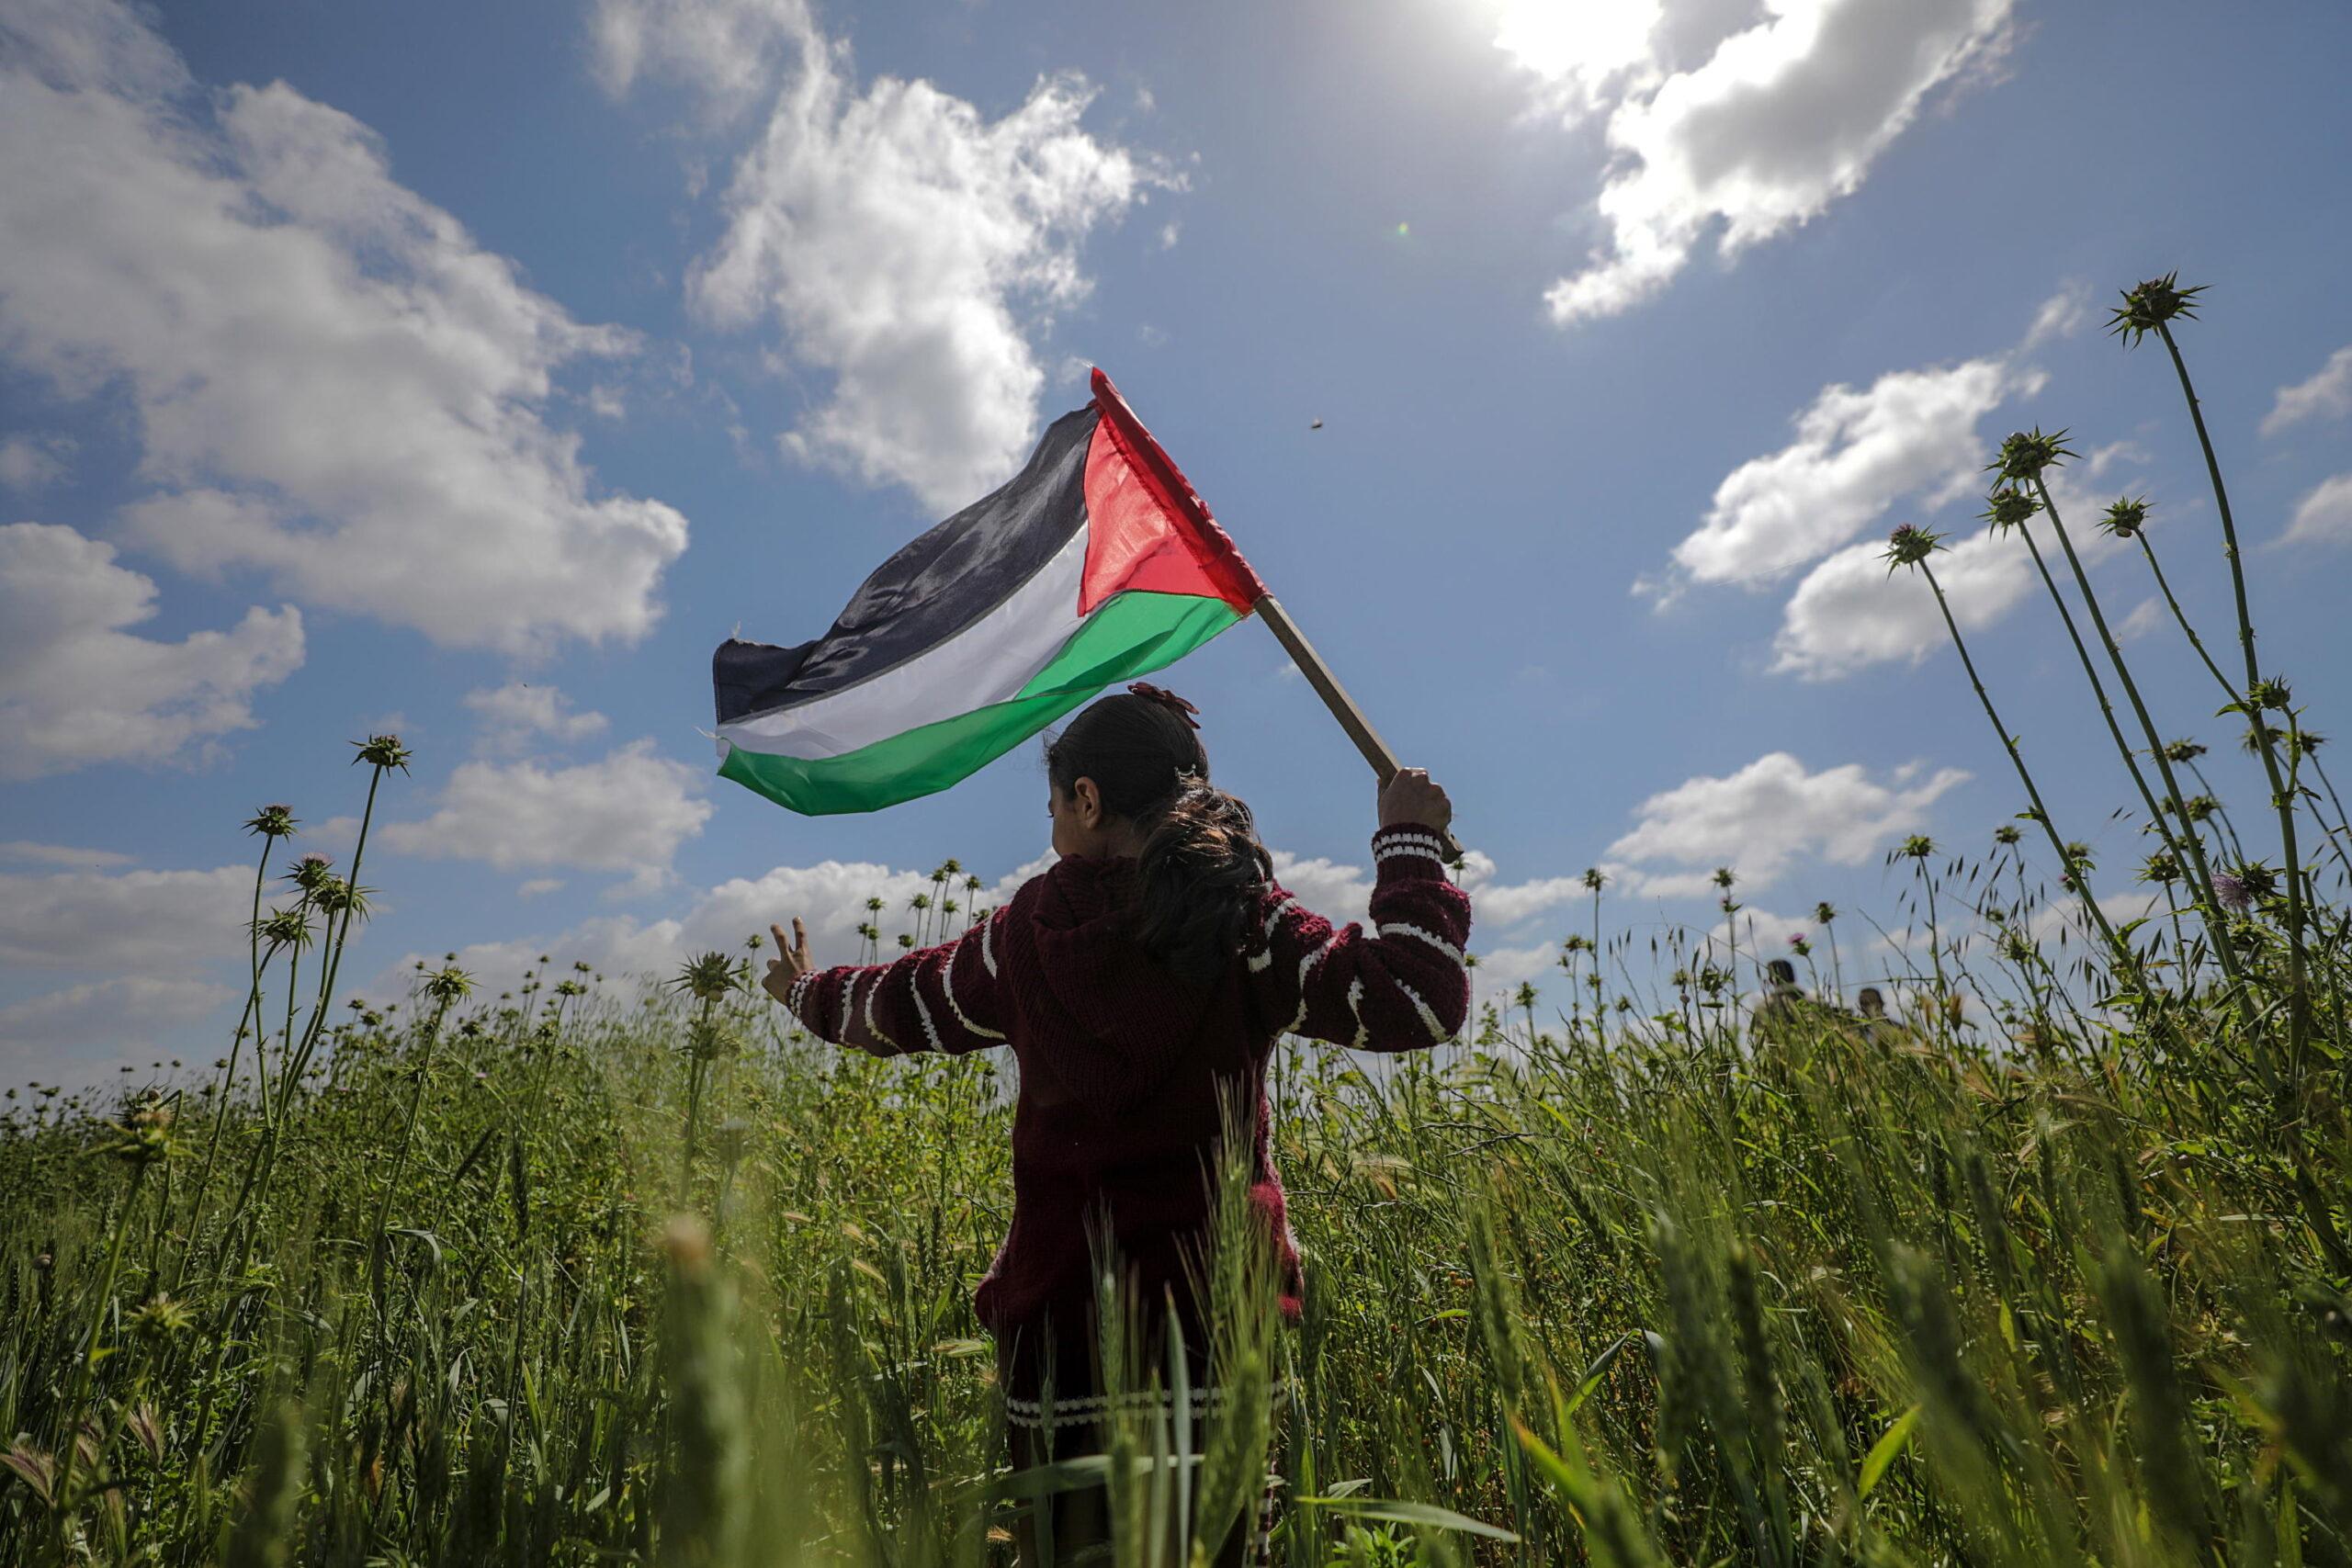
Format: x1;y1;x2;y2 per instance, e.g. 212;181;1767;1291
713;369;1266;815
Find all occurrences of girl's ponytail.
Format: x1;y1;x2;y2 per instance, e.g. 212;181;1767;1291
1045;684;1271;983
1135;785;1272;984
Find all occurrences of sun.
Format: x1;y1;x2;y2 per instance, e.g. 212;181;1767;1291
1489;0;1662;91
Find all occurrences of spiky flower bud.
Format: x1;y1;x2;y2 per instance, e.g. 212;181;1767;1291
1883;524;1942;570
2099;496;2149;539
2249;675;2292;711
2227;861;2278;901
1789;933;1811;957
2162;739;2205;763
288;852;335;894
1898;835;1936;861
424;966;474;1005
243;804;298;839
130;1292;195;1341
1712;866;1737;890
353;734;413;772
1581;867;1607;892
1982;486;2041;529
110;1098;176;1168
671;952;740;1003
2107;272;2204;344
1993;824;2022;846
2139;851;2181;885
1814;901;1838;925
1989;427;2076;484
254;908;314;953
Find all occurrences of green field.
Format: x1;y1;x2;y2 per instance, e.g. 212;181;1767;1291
4;280;2349;1565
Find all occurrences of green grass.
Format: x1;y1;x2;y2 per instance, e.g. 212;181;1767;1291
3;276;2349;1564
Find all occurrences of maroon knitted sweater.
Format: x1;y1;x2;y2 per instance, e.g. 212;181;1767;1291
786;824;1473;1341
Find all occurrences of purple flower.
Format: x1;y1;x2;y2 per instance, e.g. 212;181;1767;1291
2213;872;2250;912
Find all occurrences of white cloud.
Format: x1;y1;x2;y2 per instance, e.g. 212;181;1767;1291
0;523;302;780
2281;473;2352;548
651;6;1159;509
0;862;254;970
0;840;136;869
461;682;610;753
2261;345;2352;438
1606;751;1968;889
1668;355;2037;588
1521;0;2015;323
517;877;566;899
377;740;714;894
0;1;689;652
0;433;75;490
589;0;808;123
1770;462;2135;680
2116;595;2165;643
0;975;237;1082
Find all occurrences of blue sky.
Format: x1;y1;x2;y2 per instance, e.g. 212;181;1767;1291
5;0;2350;1083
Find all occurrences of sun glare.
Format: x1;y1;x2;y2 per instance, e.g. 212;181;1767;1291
1491;0;1661;86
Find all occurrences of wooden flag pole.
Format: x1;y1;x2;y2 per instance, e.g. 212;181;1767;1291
1252;592;1463;863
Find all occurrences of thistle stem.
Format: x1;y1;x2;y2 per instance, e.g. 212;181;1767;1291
2030;478;2246;1008
53;1162;150;1551
2155;321;2310;1070
1914;558;2148;1007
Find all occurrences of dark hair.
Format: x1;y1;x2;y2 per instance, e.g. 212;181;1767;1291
1045;686;1271;983
1766;958;1796;986
1856;986;1885;1016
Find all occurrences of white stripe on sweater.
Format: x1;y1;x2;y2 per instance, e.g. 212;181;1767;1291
910;971;944;1053
1378;920;1465;967
980;911;999;978
1396;976;1453;1043
1346;976;1368;1049
1287;934;1340;1034
860;971;900;1053
939;944;1005;1041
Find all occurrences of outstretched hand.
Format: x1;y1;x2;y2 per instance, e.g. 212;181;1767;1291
762;919;815;1006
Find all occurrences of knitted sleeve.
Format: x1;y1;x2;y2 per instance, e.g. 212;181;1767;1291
1245;825;1472;1052
785;908;1010;1057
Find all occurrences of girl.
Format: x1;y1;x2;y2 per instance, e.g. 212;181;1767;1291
761;682;1471;1562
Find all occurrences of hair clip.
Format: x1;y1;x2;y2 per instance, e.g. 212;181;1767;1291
1126;682;1201;729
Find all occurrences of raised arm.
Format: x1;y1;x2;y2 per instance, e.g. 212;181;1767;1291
1247;771;1472;1052
763;910;1010;1057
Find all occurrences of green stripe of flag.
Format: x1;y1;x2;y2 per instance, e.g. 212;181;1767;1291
719;591;1242;816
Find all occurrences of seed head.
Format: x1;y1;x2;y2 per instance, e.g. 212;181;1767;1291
1990;427;2076;485
353;734;413;772
670;952;741;1003
130;1292;195;1341
2107;272;2204;345
2226;861;2278;902
256;908;314;954
1883;524;1943;570
1982;486;2041;530
2099;496;2149;539
243;804;299;840
424;966;474;1005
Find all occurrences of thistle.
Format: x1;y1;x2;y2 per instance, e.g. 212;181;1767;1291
1883;524;1942;569
1993;825;2022;846
2099;496;2148;539
288;852;336;896
1982;486;2040;530
353;733;413;773
2162;739;2205;763
243;804;298;839
2106;271;2204;344
1989;427;2076;485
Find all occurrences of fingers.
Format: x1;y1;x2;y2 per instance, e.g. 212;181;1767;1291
770;922;791;952
791;916;808;953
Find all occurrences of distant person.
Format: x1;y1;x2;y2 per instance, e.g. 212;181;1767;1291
1855;986;1897;1044
758;683;1471;1565
1757;957;1807;1025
